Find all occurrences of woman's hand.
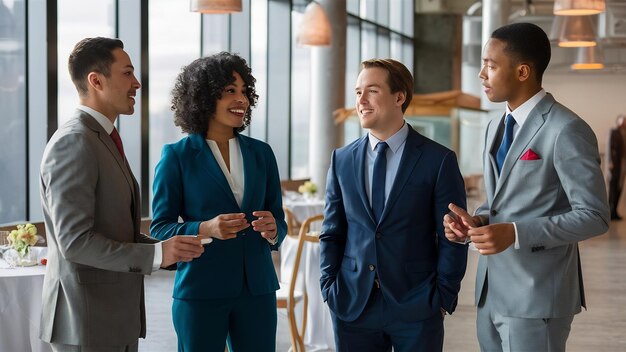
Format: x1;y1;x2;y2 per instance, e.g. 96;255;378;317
251;211;277;241
199;213;249;240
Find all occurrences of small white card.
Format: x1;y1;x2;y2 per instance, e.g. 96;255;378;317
200;238;213;245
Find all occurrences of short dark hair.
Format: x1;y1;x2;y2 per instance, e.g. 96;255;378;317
491;22;551;82
68;37;124;95
361;58;413;113
171;52;258;135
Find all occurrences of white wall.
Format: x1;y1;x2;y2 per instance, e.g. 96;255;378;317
543;72;626;156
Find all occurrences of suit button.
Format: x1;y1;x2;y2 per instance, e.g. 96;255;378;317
368;264;376;271
375;232;382;239
490;210;497;216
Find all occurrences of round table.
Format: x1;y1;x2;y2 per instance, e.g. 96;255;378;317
0;263;51;352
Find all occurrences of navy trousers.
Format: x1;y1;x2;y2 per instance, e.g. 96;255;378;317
330;285;444;352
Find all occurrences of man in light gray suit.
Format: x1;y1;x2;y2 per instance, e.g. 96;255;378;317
39;37;205;352
443;23;609;352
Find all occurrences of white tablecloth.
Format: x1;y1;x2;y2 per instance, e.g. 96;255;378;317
281;198;335;351
0;262;51;352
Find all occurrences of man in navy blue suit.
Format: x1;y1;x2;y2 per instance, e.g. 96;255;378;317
319;58;468;351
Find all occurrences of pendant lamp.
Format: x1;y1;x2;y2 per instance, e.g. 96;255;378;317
554;0;605;16
190;0;242;14
550;15;597;47
571;45;605;70
297;1;332;46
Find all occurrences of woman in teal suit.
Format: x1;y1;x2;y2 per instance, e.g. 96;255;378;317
150;52;287;352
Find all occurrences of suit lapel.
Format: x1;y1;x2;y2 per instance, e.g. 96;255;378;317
380;127;423;223
190;134;239;207
493;94;553;198
238;135;256;213
79;112;136;199
484;119;500;199
352;136;376;224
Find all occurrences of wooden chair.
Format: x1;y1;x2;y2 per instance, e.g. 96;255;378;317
283;206;302;239
276;214;324;352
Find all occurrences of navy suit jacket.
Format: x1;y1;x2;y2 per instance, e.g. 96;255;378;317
320;125;468;322
150;133;287;299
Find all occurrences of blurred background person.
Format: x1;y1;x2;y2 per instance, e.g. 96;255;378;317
607;114;626;220
150;52;287;352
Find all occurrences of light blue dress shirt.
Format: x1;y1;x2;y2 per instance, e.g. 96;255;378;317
365;123;409;208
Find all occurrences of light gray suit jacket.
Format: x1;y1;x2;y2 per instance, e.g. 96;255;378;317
39;110;158;346
475;93;609;319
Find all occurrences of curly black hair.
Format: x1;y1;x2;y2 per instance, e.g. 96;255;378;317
171;52;258;135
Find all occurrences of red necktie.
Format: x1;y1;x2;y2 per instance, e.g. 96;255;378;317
110;128;126;160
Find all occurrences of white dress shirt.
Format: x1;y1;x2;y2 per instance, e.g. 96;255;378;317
206;138;245;207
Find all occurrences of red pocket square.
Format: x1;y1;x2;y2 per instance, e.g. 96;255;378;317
520;149;541;160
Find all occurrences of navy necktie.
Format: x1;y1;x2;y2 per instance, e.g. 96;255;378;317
496;114;515;172
110;127;126;160
372;142;388;222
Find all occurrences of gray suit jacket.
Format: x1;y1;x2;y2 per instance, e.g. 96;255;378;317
475;93;609;318
39;110;158;346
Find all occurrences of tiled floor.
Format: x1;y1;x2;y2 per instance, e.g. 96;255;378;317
139;217;626;351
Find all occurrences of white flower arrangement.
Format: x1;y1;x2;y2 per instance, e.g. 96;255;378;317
7;223;39;257
298;181;318;196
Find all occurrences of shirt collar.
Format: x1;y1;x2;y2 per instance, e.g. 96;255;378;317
368;122;409;154
505;89;546;128
77;105;116;134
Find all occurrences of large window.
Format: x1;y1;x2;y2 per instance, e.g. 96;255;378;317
57;0;115;126
289;9;311;179
342;0;414;144
148;0;201;210
250;0;268;141
0;0;26;223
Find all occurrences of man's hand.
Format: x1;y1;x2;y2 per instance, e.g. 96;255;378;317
251;210;277;241
199;213;250;240
468;223;515;255
443;203;479;243
160;236;204;268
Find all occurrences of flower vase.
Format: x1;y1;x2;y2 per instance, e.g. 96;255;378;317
303;192;315;201
5;247;38;267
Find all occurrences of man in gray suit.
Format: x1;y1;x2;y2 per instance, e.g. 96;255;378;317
443;23;609;351
39;37;205;352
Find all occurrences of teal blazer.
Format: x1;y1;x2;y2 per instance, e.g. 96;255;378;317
150;133;287;299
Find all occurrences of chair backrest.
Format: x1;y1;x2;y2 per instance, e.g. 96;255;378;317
287;214;323;351
283;206;301;239
280;178;310;194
